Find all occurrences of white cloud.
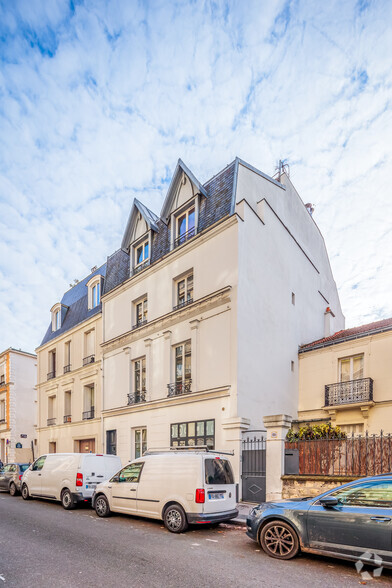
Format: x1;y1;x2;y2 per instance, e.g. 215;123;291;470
0;0;392;352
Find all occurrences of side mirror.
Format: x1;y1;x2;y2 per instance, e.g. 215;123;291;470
111;475;119;483
319;496;338;508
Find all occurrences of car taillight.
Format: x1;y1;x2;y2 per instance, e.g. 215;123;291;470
19;474;23;481
76;473;83;487
195;489;205;503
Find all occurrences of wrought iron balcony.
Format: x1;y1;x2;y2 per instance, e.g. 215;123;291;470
174;227;196;248
47;371;56;380
173;298;193;312
63;415;72;423
132;319;147;330
167;379;192;398
63;364;71;374
325;377;374;407
47;418;56;426
82;408;95;420
127;390;147;405
83;355;95;366
132;259;150;276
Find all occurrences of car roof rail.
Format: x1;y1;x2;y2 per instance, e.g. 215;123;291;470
143;446;234;456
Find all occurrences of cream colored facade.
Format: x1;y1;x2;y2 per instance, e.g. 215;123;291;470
101;157;344;485
0;348;37;464
298;321;392;434
36;295;104;455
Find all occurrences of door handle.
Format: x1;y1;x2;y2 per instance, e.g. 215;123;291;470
38;473;41;476
130;489;136;492
370;517;391;522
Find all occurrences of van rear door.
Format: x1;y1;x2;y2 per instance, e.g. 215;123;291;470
203;457;237;514
82;455;121;498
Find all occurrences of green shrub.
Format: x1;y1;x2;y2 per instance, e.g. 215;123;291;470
286;423;346;441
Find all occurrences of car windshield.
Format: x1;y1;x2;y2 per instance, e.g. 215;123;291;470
20;464;30;472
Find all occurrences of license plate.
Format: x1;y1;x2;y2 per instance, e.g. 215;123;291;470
208;493;224;500
86;484;97;489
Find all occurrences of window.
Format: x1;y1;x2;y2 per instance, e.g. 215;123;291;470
175;273;193;309
92;282;100;308
175;341;191;384
339;355;364;382
329;481;392;508
64;341;71;373
205;459;234;484
171;419;214;448
83;384;95;419
0;400;5;422
114;462;144;483
175;207;195;246
83;331;95;364
134;298;148;327
64;391;71;423
49;442;57;454
135;240;149;268
134;428;147;459
133;358;146;403
55;310;61;330
32;456;46;471
106;430;117;455
47;395;56;425
48;350;56;379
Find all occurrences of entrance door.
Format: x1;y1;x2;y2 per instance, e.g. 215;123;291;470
78;439;95;453
241;437;266;502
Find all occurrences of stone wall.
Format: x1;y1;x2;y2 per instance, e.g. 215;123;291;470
282;475;360;499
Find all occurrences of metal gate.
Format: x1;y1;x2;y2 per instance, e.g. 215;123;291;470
241;437;266;503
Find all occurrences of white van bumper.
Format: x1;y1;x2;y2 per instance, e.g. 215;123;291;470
187;508;239;524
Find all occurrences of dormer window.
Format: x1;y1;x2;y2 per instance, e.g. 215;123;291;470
87;275;104;310
55;310;61;330
51;303;67;332
175;206;195;248
92;282;100;308
135;240;149;267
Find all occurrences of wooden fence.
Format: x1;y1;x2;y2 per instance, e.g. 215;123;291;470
286;431;392;477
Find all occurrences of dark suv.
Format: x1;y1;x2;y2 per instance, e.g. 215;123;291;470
246;474;392;568
0;463;30;495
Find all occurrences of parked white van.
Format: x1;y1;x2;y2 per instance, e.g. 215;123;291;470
21;453;122;509
92;448;238;532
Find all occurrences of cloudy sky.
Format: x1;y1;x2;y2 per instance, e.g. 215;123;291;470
0;0;391;354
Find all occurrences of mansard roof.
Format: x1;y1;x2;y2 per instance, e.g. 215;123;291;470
160;159;208;223
40;263;106;347
121;198;159;252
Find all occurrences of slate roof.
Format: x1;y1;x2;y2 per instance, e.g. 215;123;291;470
104;159;236;296
300;317;392;352
40;263;106;347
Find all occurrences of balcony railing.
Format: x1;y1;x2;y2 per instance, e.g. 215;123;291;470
63;415;72;423
47;418;56;426
82;408;95;420
174;227;196;248
47;371;56;380
132;319;147;330
83;355;95;366
127;390;147;405
63;364;71;374
173;298;193;312
325;377;374;407
132;259;150;276
167;379;192;398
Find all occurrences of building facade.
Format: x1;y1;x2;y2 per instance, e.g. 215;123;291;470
0;348;37;464
298;317;392;434
36;265;106;455
100;157;344;480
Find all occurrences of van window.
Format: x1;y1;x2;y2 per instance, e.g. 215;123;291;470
205;459;234;484
116;463;144;483
32;456;46;471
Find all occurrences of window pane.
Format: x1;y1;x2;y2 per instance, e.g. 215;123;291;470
206;420;214;435
185;352;191;380
188;422;195;437
353;356;364;380
197;421;205;436
177;280;185;304
144;242;149;260
119;463;143;483
187;275;193;300
171;424;178;438
205;459;234;484
188;437;195;446
137;245;143;264
179;423;187;437
188;209;195;232
340;358;350;382
178;214;186;236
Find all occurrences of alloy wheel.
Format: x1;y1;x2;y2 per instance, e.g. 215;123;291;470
264;524;295;557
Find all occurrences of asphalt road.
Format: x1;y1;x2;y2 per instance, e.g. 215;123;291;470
1;492;392;587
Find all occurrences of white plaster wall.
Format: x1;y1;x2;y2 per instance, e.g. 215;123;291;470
10;352;36;462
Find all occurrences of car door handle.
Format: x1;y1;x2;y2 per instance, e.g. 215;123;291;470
38;473;41;476
130;489;136;492
370;517;391;522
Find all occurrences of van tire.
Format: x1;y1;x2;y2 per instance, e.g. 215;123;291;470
95;495;111;517
163;504;188;533
9;482;18;496
21;484;30;500
61;489;75;510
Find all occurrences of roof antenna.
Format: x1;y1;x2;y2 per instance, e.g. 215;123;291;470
275;159;290;181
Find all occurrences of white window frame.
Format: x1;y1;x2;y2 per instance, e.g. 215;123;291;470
134;239;149;268
134;297;148;327
133;427;147;460
339;354;364;382
132;357;146;402
174;340;192;385
87;275;103;310
174;272;193;309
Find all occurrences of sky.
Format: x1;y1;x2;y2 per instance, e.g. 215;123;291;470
0;0;391;354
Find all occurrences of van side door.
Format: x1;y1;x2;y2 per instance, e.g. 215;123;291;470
111;463;144;515
135;460;161;518
26;456;46;496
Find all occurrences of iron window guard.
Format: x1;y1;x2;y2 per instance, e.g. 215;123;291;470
167;379;192;397
127;390;147;405
83;355;95;366
324;377;373;406
82;408;95;420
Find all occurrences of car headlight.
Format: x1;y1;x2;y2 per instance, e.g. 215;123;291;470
249;505;265;516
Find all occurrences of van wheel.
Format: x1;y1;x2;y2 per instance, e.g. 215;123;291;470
21;484;30;500
61;489;75;510
259;520;299;560
95;495;110;517
9;482;18;496
164;504;188;533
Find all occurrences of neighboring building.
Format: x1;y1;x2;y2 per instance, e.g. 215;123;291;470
298;317;392;434
36;265;106;455
100;157;344;479
0;348;37;464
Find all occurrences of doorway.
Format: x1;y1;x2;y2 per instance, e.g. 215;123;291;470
76;439;95;453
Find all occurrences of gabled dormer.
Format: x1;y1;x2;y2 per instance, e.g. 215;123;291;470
160;159;207;250
50;303;69;332
86;274;104;309
121;198;159;275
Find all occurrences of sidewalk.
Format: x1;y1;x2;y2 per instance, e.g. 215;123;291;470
231;502;257;526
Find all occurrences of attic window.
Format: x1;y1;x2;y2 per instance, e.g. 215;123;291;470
51;304;63;332
55;310;61;330
87;275;103;310
175;207;195;247
133;239;149;273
